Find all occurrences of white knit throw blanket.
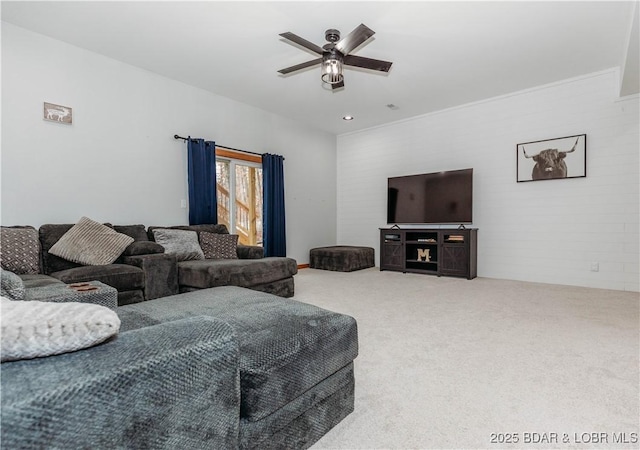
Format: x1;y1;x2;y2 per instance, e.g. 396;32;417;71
1;296;120;362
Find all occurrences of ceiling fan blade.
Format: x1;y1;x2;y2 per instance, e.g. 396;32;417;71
343;54;392;72
331;79;345;90
279;32;324;55
335;24;375;55
278;58;323;75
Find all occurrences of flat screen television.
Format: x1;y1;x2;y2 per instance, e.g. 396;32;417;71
387;168;473;224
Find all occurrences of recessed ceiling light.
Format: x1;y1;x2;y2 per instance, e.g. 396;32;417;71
343;115;354;121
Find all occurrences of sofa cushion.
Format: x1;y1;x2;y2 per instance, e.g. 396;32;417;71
178;257;298;290
40;224;80;274
152;229;204;261
104;224;158;264
112;224;149;242
121;241;165;257
0;226;41;274
1;296;120;362
117;286;358;422
0;317;240;450
148;224;229;241
51;264;144;291
200;232;239;260
236;245;264;260
1;270;26;300
19;274;65;289
49;217;134;266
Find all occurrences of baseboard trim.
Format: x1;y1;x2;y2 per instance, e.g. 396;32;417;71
298;264;310;269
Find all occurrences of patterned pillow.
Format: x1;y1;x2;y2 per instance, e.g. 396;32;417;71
1;296;120;362
200;232;239;259
49;217;134;266
0;226;40;274
1;270;25;300
152;229;204;261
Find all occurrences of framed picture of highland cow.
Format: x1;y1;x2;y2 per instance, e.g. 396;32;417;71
517;134;586;182
43;102;72;124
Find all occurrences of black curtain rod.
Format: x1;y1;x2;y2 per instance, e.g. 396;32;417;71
173;134;267;158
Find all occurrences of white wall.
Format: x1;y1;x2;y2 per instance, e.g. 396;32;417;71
1;23;337;265
337;70;639;292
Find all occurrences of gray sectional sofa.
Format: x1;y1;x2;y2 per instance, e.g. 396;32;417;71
146;224;298;298
1;222;298;305
1;220;356;448
1;285;359;449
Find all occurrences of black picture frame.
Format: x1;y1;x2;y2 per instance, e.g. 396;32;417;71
517;134;586;182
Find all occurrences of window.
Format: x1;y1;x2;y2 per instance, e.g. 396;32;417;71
216;149;263;246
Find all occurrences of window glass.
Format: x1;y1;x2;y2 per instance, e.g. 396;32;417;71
216;150;262;246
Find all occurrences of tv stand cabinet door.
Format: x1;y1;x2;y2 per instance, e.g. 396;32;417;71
440;229;477;279
440;245;469;277
380;230;404;271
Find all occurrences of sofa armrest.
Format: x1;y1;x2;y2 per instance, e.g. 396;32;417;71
124;253;178;300
237;245;264;259
1;317;240;449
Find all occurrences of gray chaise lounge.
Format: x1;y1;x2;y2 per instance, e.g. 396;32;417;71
147;224;298;298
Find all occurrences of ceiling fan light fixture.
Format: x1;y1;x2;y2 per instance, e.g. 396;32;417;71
321;57;343;85
278;24;392;91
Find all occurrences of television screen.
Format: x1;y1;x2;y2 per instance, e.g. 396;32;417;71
387;168;473;224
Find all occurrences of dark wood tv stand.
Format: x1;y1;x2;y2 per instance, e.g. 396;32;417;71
379;228;477;279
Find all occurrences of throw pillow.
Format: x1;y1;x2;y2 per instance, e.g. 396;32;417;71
152;229;204;261
0;270;26;300
49;217;134;266
0;296;120;362
0;226;41;274
200;232;239;259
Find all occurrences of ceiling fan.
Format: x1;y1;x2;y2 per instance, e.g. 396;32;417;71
277;24;393;90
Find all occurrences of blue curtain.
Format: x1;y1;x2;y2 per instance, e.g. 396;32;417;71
187;138;217;225
262;153;286;257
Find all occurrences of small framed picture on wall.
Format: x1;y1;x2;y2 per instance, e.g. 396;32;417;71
43;102;72;124
517;134;586;182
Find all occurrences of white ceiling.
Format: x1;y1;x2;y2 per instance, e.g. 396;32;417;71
2;1;638;135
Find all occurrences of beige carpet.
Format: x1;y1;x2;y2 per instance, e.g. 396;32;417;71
291;268;640;450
